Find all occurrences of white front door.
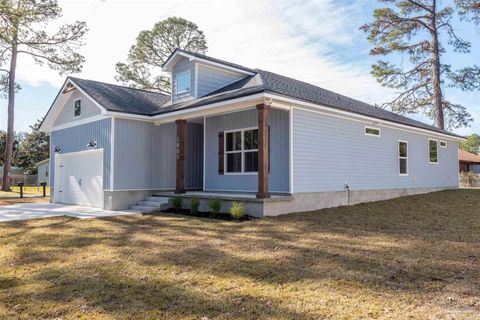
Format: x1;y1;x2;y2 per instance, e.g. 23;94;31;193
54;149;103;208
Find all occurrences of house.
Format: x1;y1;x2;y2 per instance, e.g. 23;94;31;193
39;49;463;217
36;159;50;186
459;150;480;173
0;166;28;186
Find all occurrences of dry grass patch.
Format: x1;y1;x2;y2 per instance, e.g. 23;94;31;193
0;197;49;206
0;189;479;319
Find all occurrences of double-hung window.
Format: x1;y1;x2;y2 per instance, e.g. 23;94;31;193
429;139;438;164
398;141;408;175
225;128;258;174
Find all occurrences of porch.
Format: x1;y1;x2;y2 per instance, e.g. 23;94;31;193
152;191;294;218
162;100;291;199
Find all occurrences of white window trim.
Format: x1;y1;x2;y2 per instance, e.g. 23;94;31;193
224;126;258;175
398;140;408;176
365;126;381;137
440;140;447;148
175;70;192;94
73;98;81;118
428;138;439;164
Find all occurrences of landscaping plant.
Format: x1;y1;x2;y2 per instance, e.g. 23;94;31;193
230;202;245;220
169;197;183;211
190;198;200;213
208;198;221;215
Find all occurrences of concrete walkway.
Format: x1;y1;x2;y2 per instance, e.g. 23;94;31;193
0;203;137;223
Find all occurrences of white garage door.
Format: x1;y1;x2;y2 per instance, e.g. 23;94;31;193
54;149;103;208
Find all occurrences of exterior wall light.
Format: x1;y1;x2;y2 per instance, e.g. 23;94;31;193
54;146;62;153
87;140;97;148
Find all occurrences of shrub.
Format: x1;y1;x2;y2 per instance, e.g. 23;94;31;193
230;202;245;220
169;197;183;211
460;171;478;187
208;198;221;214
190;198;200;213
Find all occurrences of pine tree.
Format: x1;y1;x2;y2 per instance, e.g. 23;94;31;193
361;0;479;130
0;0;87;191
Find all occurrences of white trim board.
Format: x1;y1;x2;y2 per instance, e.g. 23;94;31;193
51;114;109;131
162;50;255;76
110;117;115;190
289;106;294;194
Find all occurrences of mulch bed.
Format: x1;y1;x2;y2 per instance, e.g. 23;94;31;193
161;208;256;221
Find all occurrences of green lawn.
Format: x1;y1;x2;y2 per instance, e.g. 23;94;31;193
0;189;479;319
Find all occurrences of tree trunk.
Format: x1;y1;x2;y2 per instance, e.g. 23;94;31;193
2;32;18;191
430;0;445;129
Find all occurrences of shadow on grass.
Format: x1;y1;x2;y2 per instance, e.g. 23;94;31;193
1;189;479;318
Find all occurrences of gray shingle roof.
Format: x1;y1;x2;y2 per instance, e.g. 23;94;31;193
69;77;170;115
65;51;461;138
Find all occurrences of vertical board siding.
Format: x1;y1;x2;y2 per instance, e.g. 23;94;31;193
186;123;204;188
293;108;459;192
113;119;203;190
53;90;101;126
50;118;111;189
172;58;195;103
197;65;244;97
205;109;290;192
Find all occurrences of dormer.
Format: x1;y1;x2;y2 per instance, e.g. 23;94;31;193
162;49;255;104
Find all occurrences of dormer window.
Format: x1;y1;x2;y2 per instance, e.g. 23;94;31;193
73;98;81;117
175;70;191;94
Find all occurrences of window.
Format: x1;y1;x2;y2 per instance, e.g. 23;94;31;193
429;139;438;164
225;128;258;174
365;126;380;137
440;140;447;148
398;141;408;175
73;99;81;117
175;70;191;93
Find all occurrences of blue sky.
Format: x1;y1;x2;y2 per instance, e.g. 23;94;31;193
0;0;478;135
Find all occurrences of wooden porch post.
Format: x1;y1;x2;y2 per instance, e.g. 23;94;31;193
256;103;270;198
175;119;187;194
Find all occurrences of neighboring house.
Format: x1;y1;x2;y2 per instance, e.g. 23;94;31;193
0;166;27;186
39;49;463;217
36;159;50;186
459;150;480;173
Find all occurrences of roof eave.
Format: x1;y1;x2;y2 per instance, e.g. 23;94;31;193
162;49;255;76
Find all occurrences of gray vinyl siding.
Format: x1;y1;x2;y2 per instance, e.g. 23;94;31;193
197;64;244;97
172;58;195;103
292;108;459;192
53;90;101;126
113;119;202;190
205;109;290;192
50;118;111;189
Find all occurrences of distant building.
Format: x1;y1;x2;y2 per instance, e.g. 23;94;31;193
0;166;27;186
459;150;480;173
36;159;50;186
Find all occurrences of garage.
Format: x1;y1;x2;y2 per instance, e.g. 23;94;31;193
54;149;103;208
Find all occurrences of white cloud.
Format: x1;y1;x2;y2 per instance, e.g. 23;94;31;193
14;0;394;106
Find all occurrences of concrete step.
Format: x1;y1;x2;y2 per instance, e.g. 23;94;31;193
145;196;169;203
138;200;169;207
130;205;160;213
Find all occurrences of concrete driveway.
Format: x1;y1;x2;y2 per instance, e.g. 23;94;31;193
0;203;137;223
